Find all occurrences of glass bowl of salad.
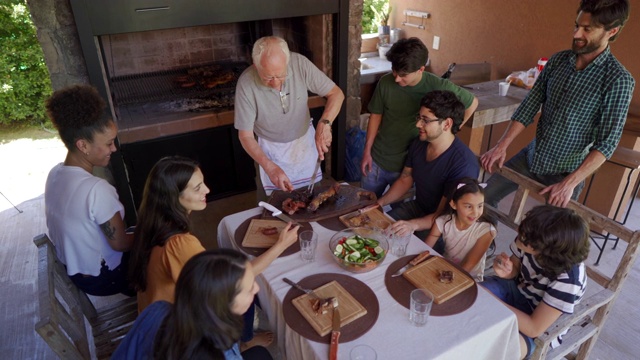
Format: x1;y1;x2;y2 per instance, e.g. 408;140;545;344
329;227;388;273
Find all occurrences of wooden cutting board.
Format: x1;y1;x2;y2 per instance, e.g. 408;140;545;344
291;280;367;337
339;207;393;229
266;184;377;222
403;257;474;304
241;219;286;248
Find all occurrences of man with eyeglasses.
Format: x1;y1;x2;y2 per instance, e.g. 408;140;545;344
361;37;478;199
376;90;479;245
481;0;634;209
235;36;344;196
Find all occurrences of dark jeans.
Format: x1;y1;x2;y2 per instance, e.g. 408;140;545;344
241;296;259;342
360;160;401;199
242;345;273;360
387;200;445;254
69;252;135;297
484;147;585;208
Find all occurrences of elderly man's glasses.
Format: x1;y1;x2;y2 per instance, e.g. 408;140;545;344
416;115;443;126
261;74;287;82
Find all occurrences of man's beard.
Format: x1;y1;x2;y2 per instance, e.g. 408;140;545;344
571;34;606;55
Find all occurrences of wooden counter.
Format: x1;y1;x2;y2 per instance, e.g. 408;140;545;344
463;80;531;155
117;95;327;144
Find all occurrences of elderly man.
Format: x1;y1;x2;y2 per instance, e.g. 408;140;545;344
481;0;635;208
234;36;344;196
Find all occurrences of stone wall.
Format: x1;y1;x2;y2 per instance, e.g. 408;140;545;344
347;0;364;127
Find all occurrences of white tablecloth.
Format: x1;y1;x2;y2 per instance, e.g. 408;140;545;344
217;208;520;360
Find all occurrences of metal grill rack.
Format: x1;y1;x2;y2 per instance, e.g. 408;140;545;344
109;61;249;105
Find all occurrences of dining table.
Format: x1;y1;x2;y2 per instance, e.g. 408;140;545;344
217;205;521;360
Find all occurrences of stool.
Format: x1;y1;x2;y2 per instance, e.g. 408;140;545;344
582;147;640;265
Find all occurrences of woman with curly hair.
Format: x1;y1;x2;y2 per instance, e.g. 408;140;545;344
44;84;134;296
481;205;590;359
113;249;272;359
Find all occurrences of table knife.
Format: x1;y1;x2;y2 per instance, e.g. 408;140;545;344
342;204;380;219
329;298;340;360
391;250;431;277
283;277;323;301
258;201;300;226
307;157;322;195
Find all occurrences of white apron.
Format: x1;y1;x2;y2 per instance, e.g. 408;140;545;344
258;121;322;195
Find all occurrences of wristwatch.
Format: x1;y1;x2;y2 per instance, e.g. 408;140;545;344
320;119;332;126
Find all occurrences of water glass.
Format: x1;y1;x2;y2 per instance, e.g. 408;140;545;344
391;232;411;256
409;288;433;327
299;230;318;263
350;344;377;360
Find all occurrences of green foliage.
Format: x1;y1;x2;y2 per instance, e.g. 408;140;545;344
0;0;52;126
362;0;390;34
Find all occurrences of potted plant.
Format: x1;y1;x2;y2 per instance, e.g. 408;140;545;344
371;1;391;35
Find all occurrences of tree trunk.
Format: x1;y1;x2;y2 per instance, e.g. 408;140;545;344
25;0;89;90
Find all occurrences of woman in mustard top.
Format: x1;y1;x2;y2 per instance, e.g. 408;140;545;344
129;156;299;350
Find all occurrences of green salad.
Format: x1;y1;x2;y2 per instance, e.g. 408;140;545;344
333;235;385;263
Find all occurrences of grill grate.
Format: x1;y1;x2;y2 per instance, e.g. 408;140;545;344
109;61;249;105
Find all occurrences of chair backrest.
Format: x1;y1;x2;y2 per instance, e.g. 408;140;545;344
483;166;640;359
447;62;492;86
34;233;98;360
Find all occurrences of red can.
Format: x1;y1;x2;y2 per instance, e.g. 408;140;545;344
537;57;548;72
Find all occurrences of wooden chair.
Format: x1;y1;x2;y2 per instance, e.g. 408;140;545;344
33;234;138;359
484;166;640;360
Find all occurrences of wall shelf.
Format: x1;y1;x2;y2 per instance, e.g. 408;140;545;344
402;9;429;29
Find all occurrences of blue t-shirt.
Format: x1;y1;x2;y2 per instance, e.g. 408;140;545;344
405;137;479;214
112;301;242;360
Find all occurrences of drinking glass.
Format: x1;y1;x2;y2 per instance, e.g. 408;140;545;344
391;232;411;256
409;288;433;326
350;344;377;360
299;230;318;263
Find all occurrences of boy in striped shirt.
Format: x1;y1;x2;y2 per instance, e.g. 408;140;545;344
482;205;589;359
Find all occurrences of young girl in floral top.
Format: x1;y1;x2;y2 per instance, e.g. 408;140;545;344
425;177;496;281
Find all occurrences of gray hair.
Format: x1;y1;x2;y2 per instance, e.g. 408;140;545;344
251;36;290;69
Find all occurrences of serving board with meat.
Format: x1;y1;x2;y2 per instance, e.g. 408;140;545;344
339;207;393;229
241;219;288;248
264;183;377;222
291;280;367;337
402;256;474;304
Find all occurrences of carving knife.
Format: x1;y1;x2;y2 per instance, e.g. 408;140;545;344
307;157;322;195
258;201;300;226
329;298;340;360
391;250;431;277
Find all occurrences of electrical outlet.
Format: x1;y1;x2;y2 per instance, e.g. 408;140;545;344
433;36;440;50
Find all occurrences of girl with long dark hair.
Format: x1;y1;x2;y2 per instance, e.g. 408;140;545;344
114;249;272;359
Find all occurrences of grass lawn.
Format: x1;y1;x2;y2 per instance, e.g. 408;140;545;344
0;123;58;144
